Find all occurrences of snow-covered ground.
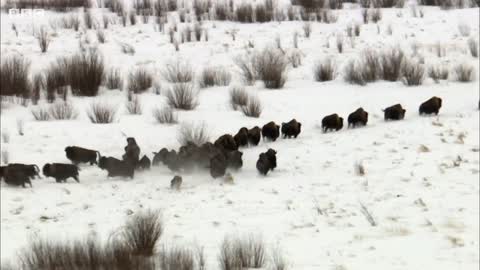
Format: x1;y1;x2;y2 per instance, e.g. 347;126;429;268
1;2;479;269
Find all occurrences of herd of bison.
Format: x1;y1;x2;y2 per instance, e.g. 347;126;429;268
0;96;452;188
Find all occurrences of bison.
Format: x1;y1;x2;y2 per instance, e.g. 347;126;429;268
256;149;277;176
281;119;302;138
65;146;99;165
225;150;243;170
170;175;182;190
348;108;369;128
122;137;140;166
214;134;238;151
247;126;261;146
321;114;343;132
234;128;249;148
42;163;80;183
152;148;170;166
210;153;227;178
3;163;41;180
137;155;151;170
98;156;135;179
383;104;406;121
419;96;442;115
2;166;33;187
262;122;280;141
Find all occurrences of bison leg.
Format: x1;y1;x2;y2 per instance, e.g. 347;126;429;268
73;175;80;183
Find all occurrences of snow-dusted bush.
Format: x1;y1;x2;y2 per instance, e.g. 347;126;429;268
158;246;196;270
255;1;274;23
453;63;474;82
97;29;106;43
31;107;51;121
10;0;89;11
44;60;67;102
31;74;44;105
49;101;78;120
129;12;137;25
235;3;254;23
16;119;24;136
361;8;368;23
1;131;10;143
128;68;153;93
241;95;262;118
84;10;94;29
229;85;249;110
234;54;258;85
198;67;232;88
177;121;210;146
257;48;288;89
0;55;31;97
401;60;425;86
380;47;405;81
103;68;123;90
360;49;381;82
369;8;382;23
67;49;105;96
287;50;302;68
467;38;478;58
162;61;194;83
336;34;344;53
122;210;163;256
270;246;289;270
344;60;366;86
218;234;266;270
313;58;336;82
166;83;199;110
35;27;50;53
125;92;142;115
457;23;470;37
302;22;312;38
434;42;446;58
428;65;449;83
193;23;203;41
87;101;117;123
152;106;178;124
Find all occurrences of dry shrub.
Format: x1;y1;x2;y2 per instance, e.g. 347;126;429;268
453;63;474;82
257;48;288;89
31;106;51;121
177;121;210;146
152;106;178;124
313;58;336;82
97;29;106;43
241;95;262;118
458;23;470;37
126;92;142;115
104;68;123;90
235;3;254;23
467;38;478;58
31;73;44;105
401;60;425;86
270;246;288;270
67;49;105;96
434;42;446;58
166;83;199;110
234;53;258;85
0;55;31;97
369;8;382;23
302;22;312;38
49;101;78;120
255;2;273;23
360;49;381;82
122;210;163;256
84;10;94;29
344;60;365;86
428;65;449;83
87;101;117;123
44;60;68;102
128;68;153;93
380;47;405;81
229;85;249;110
287;50;303;68
17;119;24;136
162;61;194;83
158;245;209;270
199;67;232;88
35;26;51;53
218;234;266;270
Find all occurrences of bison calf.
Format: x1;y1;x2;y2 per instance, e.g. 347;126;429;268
256;149;277;176
98;156;135;179
348;108;369;128
170;175;182;190
322;114;343;132
65;146;99;165
384;104;406;121
42;163;80;183
247;126;261;146
419;96;442;115
234;128;249;148
262;122;280;141
137;155;151;170
281;119;302;138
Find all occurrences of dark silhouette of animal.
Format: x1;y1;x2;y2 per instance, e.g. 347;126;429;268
348;108;369;128
152;148;170;166
234;128;249;147
98;156;134;179
256;149;277;175
2;164;41;180
225;150;243;170
214;134;238;151
322;114;343;132
210;153;227;178
122;137;140;166
137;155;151;170
247;126;261;146
383;104;406;121
170;175;182;190
419;96;442;115
262;122;280;141
42;163;80;183
65;146;99;165
197;142;223;168
281;119;302;138
2;166;32;187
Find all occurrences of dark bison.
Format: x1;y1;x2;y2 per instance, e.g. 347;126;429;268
2;166;33;187
321;114;343;132
281;119;302;138
122;137;140;166
137;155;151;170
98;156;135;179
2;164;41;180
214;134;238;151
247;126;261;146
225;150;243;170
419;96;442;115
262;122;280;141
234;128;249;148
348;108;369;128
42;163;80;183
65;146;99;165
210;153;227;178
171;175;182;190
152;148;170;166
256;149;277;175
383;104;406;121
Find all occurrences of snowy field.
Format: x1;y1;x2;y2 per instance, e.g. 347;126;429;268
1;0;479;269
